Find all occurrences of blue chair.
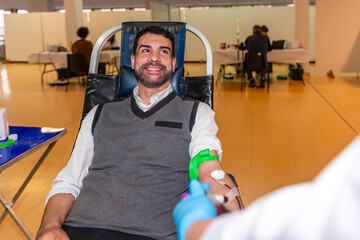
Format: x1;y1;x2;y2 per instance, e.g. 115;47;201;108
82;22;214;120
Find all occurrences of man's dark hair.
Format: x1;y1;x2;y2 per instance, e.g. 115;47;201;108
132;26;175;57
77;27;89;38
253;25;261;32
261;25;269;33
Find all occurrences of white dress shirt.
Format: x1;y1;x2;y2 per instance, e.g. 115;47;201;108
46;84;222;203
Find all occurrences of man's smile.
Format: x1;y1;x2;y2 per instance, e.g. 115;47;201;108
143;63;165;74
145;66;162;74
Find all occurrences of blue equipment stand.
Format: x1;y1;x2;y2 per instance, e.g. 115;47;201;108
0;126;67;240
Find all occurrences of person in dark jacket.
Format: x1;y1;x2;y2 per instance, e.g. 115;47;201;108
245;25;272;88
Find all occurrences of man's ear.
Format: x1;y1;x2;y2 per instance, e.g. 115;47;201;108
131;54;135;69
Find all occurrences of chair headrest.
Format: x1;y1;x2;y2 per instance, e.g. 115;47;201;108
117;66;184;99
117;65;138;99
171;66;183;96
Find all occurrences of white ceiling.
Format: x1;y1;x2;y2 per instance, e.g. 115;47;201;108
0;0;315;11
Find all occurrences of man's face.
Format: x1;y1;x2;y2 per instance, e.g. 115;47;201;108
131;33;176;89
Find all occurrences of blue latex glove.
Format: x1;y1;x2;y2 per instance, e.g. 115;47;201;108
173;180;217;240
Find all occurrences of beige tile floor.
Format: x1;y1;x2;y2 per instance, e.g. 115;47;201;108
0;62;359;239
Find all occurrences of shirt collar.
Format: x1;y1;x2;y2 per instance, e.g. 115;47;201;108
133;84;173;112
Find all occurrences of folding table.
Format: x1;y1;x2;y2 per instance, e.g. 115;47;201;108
0;126;66;240
213;48;310;84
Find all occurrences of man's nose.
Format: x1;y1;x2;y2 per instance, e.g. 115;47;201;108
148;52;160;62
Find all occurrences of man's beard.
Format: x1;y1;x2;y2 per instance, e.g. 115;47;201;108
134;62;173;88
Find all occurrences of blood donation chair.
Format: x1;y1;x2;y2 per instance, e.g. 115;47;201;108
81;21;244;209
82;21;213;120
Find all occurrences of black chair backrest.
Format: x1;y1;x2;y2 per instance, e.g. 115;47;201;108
244;52;266;72
67;54;88;75
83;68;213;120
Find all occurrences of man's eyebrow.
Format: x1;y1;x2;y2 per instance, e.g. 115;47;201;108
138;45;171;52
138;44;151;49
159;46;171;52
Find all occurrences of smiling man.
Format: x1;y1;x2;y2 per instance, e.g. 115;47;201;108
36;26;239;240
132;31;175;92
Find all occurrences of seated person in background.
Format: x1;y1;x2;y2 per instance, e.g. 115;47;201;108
261;25;273;73
261;25;272;43
72;27;93;69
245;25;272;88
36;26;240;240
102;35;120;50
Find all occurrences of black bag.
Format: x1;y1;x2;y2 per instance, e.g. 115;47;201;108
289;63;304;81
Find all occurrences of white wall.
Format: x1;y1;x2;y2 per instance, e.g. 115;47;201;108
183;6;297;62
237;7;295;44
4;13;44;61
5;6;318;64
316;0;360;73
4;12;67;61
88;10;151;46
150;0;169;21
182;8;239;62
169;5;180;22
4;10;151;61
41;12;67;47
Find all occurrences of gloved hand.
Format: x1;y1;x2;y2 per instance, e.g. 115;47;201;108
173;180;217;240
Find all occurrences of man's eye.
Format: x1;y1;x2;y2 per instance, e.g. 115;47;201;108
141;49;150;53
161;50;170;54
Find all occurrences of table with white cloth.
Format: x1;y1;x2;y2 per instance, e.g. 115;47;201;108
28;50;120;84
213;48;310;83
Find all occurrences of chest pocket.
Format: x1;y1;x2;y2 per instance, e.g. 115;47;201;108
155;121;183;129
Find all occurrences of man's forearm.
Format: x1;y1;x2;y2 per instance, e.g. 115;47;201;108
200;172;241;211
198;152;241;211
37;193;75;236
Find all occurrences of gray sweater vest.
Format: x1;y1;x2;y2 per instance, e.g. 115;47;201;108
65;92;199;240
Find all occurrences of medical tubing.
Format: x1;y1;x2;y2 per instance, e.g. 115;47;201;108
212;177;243;209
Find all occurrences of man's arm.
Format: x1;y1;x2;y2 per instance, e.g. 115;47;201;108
37;106;98;239
198;151;241;211
36;193;75;240
190;103;241;211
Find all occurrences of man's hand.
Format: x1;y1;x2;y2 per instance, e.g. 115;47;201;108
173;180;217;240
36;225;69;240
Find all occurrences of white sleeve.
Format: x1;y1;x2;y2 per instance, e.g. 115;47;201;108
189;102;222;160
45;106;98;204
200;135;360;240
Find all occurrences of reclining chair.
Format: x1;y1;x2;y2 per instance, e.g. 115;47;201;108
81;21;244;209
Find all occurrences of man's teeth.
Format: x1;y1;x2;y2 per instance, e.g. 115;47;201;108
147;67;161;70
